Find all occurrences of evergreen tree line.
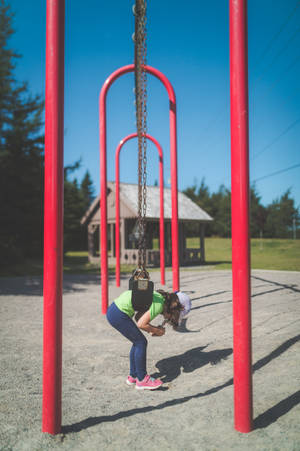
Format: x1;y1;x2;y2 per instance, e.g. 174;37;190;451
183;179;299;239
63;164;95;252
0;1;94;267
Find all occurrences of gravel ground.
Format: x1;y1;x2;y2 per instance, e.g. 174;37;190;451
0;269;300;451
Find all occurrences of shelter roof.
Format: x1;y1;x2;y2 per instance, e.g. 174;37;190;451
81;182;213;224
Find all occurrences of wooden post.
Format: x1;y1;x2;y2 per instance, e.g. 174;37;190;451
120;219;125;265
110;223;114;257
200;223;205;263
178;222;185;265
87;224;94;261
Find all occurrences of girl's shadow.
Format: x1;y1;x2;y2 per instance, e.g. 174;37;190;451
152;345;232;383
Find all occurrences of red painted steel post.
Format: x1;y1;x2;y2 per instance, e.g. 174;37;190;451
158;141;165;286
169;96;179;292
42;0;65;435
100;65;179;312
99;87;109;314
115;133;165;287
229;0;253;433
115;141;121;287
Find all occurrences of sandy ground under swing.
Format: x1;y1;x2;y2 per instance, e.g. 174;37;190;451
0;269;300;450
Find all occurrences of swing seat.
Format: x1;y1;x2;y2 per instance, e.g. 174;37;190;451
130;278;154;313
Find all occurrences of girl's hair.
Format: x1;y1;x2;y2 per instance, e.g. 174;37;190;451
156;289;183;328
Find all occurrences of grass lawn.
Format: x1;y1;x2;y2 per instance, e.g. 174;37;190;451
190;237;300;271
249;238;300;271
63;252;137;275
0;238;299;277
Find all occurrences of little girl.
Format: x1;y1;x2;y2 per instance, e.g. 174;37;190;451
106;289;191;390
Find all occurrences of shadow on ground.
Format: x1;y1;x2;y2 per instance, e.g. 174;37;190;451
181;261;232;267
252;275;300;294
254;390;300;429
62;334;300;434
152;345;232;382
174;318;201;333
0;274;104;296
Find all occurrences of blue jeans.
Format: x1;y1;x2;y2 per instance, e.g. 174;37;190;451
106;302;147;381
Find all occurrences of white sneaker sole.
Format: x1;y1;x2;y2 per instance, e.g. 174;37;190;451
135;383;163;390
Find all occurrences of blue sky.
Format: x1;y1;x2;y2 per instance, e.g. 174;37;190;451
10;0;300;207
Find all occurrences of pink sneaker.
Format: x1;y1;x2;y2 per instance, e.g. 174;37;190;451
136;375;163;390
126;375;137;386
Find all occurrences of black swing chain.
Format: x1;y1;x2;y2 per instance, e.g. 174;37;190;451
133;0;148;272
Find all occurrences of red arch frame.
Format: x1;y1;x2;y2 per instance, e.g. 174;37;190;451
99;64;179;314
115;133;165;287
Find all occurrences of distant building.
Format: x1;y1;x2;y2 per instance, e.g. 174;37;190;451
81;182;213;266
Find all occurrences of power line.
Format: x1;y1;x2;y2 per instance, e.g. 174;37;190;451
252;162;300;182
197;3;300;153
249;86;300;146
249;6;300;129
255;26;300;83
252;117;300;160
201;6;300;149
269;54;300;90
254;1;300;69
198;104;228;139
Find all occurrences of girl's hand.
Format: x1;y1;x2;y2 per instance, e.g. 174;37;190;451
151;326;165;336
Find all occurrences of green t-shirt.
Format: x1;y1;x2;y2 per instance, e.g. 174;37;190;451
114;290;165;321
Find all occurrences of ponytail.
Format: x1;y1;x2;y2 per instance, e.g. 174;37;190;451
157;289;182;328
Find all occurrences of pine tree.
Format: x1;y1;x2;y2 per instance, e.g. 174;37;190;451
250;185;267;238
183;184;198;204
80;170;95;210
64;177;85;251
265;189;299;238
210;185;231;237
0;1;44;265
0;0;18;135
63;165;95;251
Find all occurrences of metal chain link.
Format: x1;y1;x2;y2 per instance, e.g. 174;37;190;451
134;0;147;270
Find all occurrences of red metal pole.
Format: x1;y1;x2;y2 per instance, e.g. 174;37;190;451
229;0;253;433
42;0;65;435
100;88;108;314
169;97;179;292
115;133;165;287
115;141;121;287
100;65;179;313
158;142;165;286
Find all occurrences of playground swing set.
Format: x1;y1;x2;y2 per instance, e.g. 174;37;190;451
43;0;253;436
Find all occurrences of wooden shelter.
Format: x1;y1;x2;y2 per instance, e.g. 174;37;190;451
81;182;213;266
